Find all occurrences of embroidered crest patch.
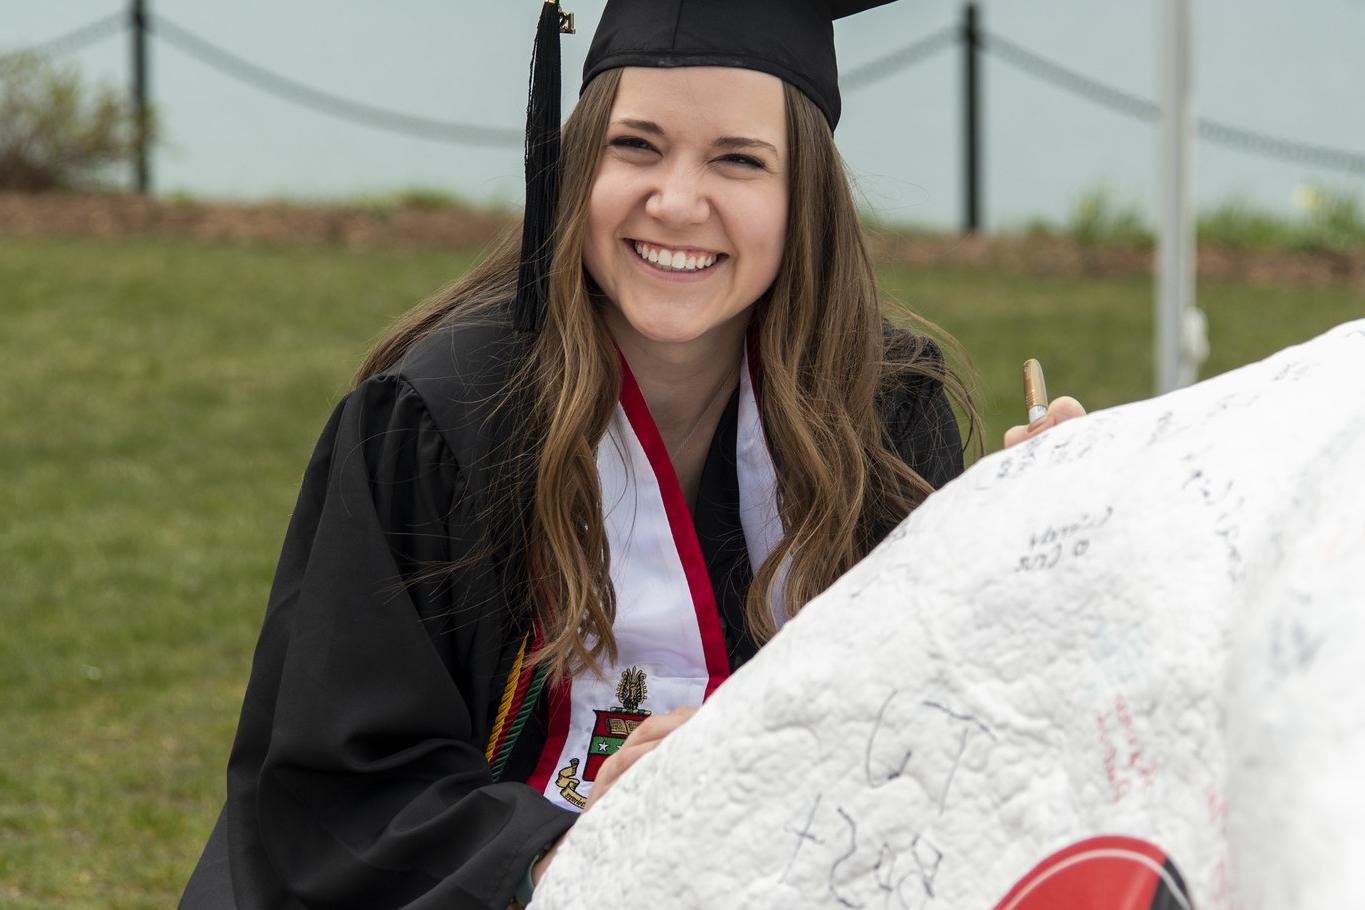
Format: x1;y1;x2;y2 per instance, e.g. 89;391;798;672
556;667;653;807
585;666;652;780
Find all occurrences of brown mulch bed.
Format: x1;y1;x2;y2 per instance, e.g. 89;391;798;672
3;191;1363;292
862;229;1365;292
0;191;516;252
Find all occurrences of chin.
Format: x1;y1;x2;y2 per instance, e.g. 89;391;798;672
629;317;713;348
616;301;720;347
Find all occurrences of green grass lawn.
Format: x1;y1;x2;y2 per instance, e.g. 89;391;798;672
0;233;1360;908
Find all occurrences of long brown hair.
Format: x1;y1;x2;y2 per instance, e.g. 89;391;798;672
355;68;981;681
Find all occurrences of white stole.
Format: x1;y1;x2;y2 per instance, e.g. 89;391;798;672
527;347;786;812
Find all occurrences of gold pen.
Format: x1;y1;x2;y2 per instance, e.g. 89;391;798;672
1023;359;1049;425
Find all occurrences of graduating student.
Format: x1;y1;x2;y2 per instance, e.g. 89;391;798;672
181;1;1079;907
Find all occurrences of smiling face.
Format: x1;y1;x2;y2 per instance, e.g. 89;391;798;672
582;66;789;358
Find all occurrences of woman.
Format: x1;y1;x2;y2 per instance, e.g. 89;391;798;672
182;3;1081;908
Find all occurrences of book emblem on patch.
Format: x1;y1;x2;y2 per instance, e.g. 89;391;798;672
556;666;652;808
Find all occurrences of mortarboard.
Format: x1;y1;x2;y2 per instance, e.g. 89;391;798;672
515;0;900;333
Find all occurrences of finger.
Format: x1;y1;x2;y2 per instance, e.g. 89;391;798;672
1003;396;1089;448
586;705;699;814
1048;396;1087;422
622;706;698;748
583;740;663;811
603;740;660;780
1003;413;1056;447
598;711;695;786
1002;423;1037;449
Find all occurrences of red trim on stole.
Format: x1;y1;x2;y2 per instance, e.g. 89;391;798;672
617;354;732;697
525;353;738;793
525;672;572;793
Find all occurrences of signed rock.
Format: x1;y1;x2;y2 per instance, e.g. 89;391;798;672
534;321;1365;910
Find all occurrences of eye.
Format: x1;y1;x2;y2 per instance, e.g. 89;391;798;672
609;136;656;153
720;154;765;169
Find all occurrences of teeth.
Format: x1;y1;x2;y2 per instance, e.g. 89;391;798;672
632;241;719;272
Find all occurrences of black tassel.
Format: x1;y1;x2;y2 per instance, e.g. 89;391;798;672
514;1;565;334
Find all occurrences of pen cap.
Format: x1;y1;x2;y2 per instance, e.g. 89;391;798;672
1023;359;1049;411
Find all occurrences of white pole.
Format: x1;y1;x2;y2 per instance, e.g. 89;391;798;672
1157;0;1206;394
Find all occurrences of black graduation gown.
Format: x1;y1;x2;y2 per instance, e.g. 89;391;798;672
179;315;964;910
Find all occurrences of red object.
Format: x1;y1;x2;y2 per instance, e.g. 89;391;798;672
583;708;641;780
526;675;574;794
992;836;1192;910
617;352;732;697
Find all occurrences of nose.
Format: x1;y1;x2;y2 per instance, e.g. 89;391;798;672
643;160;710;227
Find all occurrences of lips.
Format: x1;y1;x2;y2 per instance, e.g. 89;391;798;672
626;238;727;273
619;238;726;283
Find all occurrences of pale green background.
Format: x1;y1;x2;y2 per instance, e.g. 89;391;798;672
7;0;1365;228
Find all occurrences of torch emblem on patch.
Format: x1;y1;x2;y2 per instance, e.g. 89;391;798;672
555;666;654;808
585;666;651;780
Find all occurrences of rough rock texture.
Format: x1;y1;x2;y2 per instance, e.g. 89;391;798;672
535;320;1365;910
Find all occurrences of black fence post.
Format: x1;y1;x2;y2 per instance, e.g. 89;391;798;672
131;0;150;194
962;0;981;233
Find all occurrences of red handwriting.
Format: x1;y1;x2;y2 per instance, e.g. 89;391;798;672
1095;695;1157;803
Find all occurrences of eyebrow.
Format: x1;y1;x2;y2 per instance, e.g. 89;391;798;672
612;118;779;156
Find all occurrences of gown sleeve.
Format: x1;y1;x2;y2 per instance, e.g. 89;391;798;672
892;375;965;491
883;350;966;492
221;373;574;910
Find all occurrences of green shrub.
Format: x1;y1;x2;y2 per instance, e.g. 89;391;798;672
1198;187;1365;254
1049;185;1365;254
1297;186;1365;253
1197;198;1296;250
0;50;147;192
1067;186;1154;248
393;187;463;211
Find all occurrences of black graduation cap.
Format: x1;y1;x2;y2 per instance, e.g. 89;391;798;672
515;0;899;333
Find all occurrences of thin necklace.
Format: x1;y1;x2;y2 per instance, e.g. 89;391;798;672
668;361;741;460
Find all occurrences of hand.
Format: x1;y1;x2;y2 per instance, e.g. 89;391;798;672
584;705;697;812
520;705;698;903
1002;396;1086;449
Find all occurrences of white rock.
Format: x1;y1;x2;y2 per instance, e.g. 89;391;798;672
534;320;1365;910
